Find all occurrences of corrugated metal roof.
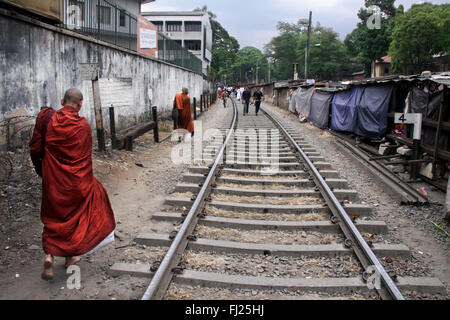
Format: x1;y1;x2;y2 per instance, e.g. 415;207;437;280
341;73;450;88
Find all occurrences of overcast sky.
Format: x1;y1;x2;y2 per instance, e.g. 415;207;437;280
141;0;448;51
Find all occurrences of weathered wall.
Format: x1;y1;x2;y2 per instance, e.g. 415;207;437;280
0;9;204;148
275;87;291;110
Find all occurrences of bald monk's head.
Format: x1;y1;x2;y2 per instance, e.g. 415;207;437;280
61;88;84;112
182;88;189;95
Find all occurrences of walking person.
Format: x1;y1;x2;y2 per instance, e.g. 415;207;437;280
174;87;195;142
253;87;264;116
29;88;116;281
222;89;229;108
242;86;251;116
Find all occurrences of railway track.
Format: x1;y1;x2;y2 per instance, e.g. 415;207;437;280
109;98;445;300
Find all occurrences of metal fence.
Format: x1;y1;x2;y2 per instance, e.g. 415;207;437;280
62;0;137;51
60;0;202;74
157;32;203;74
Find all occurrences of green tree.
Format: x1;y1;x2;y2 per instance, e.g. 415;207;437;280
194;6;240;83
389;3;450;73
264;21;304;80
231;47;268;83
346;0;396;73
298;25;349;80
265;21;349;81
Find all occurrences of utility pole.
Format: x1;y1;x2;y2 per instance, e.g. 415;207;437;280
256;61;259;84
305;11;312;80
268;61;271;83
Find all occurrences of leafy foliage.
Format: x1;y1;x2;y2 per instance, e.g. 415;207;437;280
265;21;349;81
345;0;396;73
194;6;240;83
389;3;450;73
230;46;268;84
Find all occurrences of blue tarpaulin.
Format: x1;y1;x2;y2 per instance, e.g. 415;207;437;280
353;85;393;139
330;87;365;132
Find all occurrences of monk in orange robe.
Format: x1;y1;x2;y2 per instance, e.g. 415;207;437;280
29;88;116;280
174;88;194;141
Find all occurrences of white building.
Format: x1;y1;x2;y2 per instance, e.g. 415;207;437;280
141;11;213;75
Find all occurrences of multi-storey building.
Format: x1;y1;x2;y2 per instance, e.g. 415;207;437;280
142;11;212;75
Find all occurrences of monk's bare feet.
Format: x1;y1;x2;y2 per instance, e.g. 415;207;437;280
41;255;54;281
65;256;81;268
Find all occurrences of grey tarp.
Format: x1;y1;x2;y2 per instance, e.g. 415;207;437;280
330;87;365;132
288;91;297;113
308;91;333;129
410;86;443;121
353;85;393;139
409;86;445;146
289;87;315;117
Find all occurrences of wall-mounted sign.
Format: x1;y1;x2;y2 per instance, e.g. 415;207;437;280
140;29;157;49
394;113;423;140
205;49;212;62
79;63;99;81
138;16;158;58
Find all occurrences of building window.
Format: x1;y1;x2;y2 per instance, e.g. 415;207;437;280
185;21;201;32
174;40;182;46
185;40;201;51
98;5;111;25
151;21;164;32
119;11;126;27
166;22;182;32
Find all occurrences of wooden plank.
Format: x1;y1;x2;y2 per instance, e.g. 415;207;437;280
116;122;156;149
92;79;106;152
387;134;450;162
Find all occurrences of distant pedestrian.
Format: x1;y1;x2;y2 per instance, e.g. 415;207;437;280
253;87;264;116
174;88;194;142
242;86;251;116
222;90;229;108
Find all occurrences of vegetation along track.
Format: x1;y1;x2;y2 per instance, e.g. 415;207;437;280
109;98;445;300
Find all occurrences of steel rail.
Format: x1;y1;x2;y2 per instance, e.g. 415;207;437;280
261;106;405;300
141;99;238;300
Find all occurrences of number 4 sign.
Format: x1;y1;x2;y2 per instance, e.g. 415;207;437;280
394;113;423;140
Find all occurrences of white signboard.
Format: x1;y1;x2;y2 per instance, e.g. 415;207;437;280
140;29;157;49
394;113;423;140
205;49;212;62
79;63;99;81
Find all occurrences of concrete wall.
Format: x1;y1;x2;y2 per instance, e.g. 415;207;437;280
275;87;291;110
0;9;204;148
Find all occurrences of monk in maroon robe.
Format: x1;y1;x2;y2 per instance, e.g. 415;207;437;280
174;88;194;141
29;88;116;280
